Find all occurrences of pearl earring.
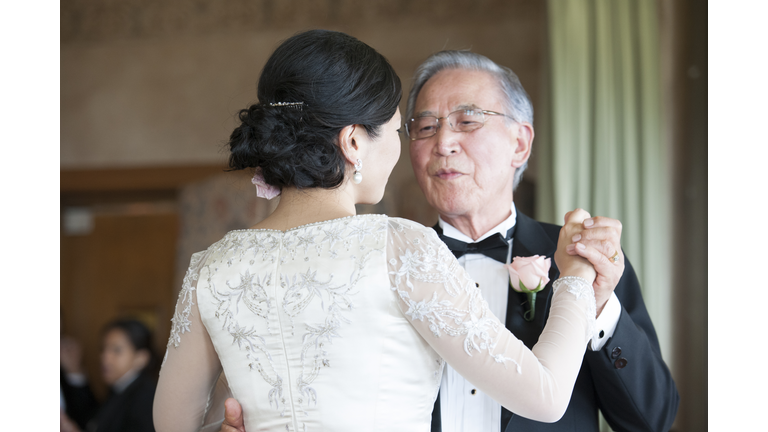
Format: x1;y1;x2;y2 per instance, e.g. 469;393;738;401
352;159;363;184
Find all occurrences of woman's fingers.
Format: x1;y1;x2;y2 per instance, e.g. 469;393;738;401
560;209;592;247
556;209;598;283
564;208;592;225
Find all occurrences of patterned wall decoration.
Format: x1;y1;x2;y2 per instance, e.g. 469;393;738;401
61;0;539;43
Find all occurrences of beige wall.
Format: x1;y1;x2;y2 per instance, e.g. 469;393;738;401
61;1;546;175
62;1;547;226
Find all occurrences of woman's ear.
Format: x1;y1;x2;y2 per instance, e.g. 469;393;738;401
338;124;361;166
339;124;374;165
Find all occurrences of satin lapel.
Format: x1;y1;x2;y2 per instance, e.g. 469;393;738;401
504;211;560;349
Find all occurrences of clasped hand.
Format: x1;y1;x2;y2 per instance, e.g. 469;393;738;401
555;209;625;317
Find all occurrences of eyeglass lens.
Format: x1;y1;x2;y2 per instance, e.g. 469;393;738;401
407;109;486;140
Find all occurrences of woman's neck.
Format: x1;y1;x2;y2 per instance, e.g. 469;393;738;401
250;186;357;231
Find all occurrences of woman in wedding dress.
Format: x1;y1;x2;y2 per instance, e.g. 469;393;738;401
154;30;598;432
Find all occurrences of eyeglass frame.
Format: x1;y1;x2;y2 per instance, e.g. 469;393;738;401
404;108;510;141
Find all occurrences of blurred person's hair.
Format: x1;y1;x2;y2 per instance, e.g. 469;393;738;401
103;318;158;378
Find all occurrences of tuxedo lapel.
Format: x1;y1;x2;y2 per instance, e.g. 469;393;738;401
505;211;560;350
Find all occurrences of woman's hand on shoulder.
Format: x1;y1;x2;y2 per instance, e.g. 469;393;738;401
555;209;597;283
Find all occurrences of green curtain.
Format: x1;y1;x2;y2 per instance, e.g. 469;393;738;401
540;2;672;428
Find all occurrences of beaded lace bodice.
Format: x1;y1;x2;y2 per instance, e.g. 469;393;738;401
155;215;595;432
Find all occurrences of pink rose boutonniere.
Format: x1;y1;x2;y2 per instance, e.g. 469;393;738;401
251;168;281;200
505;255;551;321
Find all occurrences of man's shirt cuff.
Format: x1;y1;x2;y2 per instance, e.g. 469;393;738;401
589;292;621;351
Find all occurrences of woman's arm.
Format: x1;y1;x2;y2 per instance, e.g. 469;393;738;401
387;214;596;422
154;252;223;432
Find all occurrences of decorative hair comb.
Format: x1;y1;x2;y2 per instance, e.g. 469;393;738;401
269;101;304;110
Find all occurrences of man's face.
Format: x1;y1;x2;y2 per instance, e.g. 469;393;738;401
409;68;532;222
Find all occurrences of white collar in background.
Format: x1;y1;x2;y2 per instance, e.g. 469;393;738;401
112;369;140;394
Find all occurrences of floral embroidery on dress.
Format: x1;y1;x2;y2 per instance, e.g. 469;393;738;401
294;230;318;256
201;216;385;424
206;264;287;413
387;219;521;372
282;246;378;415
211;270;273;328
164;251;207;365
321;225;344;249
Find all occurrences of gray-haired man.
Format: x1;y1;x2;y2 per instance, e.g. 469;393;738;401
406;50;678;432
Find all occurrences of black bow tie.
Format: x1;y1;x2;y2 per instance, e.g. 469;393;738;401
435;226;516;263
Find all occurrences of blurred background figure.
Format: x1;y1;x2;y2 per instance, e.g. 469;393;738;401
61;335;99;430
61;318;158;432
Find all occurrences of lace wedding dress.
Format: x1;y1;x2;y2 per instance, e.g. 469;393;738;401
154;215;595;432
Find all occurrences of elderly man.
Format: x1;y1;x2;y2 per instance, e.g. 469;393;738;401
216;51;678;432
406;51;678;432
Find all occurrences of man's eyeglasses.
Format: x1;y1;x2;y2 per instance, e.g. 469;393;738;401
405;108;509;141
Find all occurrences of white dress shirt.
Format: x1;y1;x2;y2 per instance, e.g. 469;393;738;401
437;204;621;431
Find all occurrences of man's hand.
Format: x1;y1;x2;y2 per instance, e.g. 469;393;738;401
565;216;625;317
218;398;246;432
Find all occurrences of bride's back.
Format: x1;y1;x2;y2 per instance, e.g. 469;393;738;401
192;215;442;431
155;29;415;432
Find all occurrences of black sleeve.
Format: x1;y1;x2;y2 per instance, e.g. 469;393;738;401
61;369;100;430
121;377;157;432
583;258;680;432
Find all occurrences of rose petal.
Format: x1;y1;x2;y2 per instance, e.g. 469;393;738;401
252;169;281;200
505;264;523;292
507;255;551;292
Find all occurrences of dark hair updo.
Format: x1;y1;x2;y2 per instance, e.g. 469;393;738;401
228;30;402;189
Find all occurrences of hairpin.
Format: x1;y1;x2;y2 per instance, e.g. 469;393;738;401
269;102;304;110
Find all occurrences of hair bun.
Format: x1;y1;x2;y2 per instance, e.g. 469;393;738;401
228;103;298;167
226;30;402;190
228;102;312;188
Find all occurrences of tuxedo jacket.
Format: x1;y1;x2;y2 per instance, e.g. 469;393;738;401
88;372;157;432
431;211;679;432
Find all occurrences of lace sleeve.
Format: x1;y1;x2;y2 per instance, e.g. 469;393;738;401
386;218;596;422
154;251;224;432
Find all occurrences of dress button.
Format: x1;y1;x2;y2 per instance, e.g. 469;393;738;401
611;347;622;359
614;357;628;369
470;389;477;395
